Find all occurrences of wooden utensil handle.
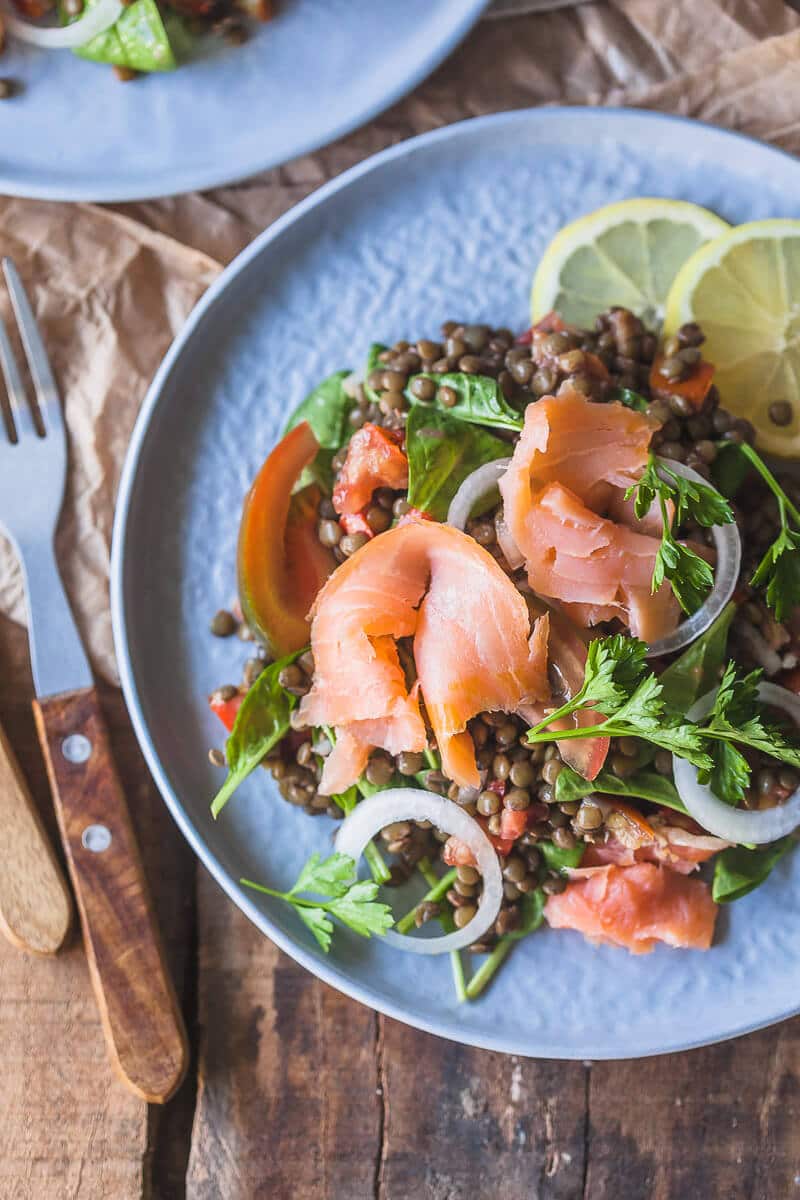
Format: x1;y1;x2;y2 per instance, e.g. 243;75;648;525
33;687;188;1104
0;717;72;955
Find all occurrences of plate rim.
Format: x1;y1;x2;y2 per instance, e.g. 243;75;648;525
111;105;800;1058
0;0;489;203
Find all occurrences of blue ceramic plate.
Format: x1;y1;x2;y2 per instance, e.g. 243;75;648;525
0;0;487;201
112;108;800;1058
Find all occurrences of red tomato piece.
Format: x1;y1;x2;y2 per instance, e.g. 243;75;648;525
332;423;408;516
238;421;336;656
650;354;715;410
209;690;243;732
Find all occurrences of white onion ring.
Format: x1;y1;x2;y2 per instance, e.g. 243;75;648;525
672;683;800;844
646;459;741;659
447;458;510;532
334;788;503;955
447;456;741;658
2;0;122;48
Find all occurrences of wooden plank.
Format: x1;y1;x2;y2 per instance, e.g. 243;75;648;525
584;1022;800;1199
378;1020;587;1199
0;615;194;1199
186;872;381;1200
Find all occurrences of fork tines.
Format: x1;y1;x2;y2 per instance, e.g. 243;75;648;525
0;259;62;442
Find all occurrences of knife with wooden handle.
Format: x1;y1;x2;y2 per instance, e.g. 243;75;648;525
0;715;72;955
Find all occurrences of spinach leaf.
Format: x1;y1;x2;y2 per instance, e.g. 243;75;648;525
611;387;650;413
211;650;303;818
405;373;524;432
363;344;388;406
658;601;736;711
554;766;687;814
284;370;352;492
284;369;352;448
504;889;546;940
405;405;510;521
711;441;752;499
712;838;795;903
538;840;585;872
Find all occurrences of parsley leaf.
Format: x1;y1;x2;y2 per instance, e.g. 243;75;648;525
751;517;800;622
243;852;394;953
295;906;334;952
290;851;354;899
625;452;733;615
729;442;800;621
705;741;751;806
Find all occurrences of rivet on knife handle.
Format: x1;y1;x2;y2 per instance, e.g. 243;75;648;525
32;686;188;1104
0;716;72;955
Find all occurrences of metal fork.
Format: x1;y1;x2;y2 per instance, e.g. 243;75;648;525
0;260;187;1104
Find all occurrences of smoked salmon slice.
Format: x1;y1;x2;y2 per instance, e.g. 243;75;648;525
518;482;680;643
299;520;550;794
499;389;680;643
501;388;657;513
544;862;717;953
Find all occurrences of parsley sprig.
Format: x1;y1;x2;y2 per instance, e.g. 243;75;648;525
526;635;800;802
731;442;800;621
696;663;800;804
527;634;712;768
242;852;393;952
625;453;735;614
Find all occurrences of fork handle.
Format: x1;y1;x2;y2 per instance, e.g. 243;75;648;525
33;686;188;1104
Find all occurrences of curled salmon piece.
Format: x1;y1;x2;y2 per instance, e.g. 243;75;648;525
499;389;680;643
544;862;717;953
520;482;680;643
501;388;657;513
299;520;550;794
582;825;728;876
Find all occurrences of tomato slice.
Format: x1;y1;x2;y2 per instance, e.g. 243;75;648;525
332;423;408;516
209;690;243;732
238;421;336;656
650;354;715;410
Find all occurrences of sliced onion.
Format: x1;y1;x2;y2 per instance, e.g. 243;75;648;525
2;0;122;48
672;683;800;844
447;458;510;532
334;788;503;955
646;459;741;659
495;512;525;570
448;456;741;659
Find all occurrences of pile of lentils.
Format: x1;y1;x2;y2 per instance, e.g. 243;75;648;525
207;304;800;949
315;307;760;562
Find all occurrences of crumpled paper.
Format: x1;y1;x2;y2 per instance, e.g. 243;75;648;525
1;0;797;683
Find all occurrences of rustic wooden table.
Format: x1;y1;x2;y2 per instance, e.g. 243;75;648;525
3;5;800;1197
2;612;797;1200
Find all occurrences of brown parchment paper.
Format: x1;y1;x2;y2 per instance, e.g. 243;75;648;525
0;0;798;682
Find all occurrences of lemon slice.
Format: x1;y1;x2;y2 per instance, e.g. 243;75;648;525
531;198;729;331
664;219;800;458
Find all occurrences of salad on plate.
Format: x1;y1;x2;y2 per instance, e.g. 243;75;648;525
0;0;270;86
206;199;800;1001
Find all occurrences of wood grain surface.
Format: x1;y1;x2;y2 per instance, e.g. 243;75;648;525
0;713;72;954
4;4;800;1197
32;686;188;1105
